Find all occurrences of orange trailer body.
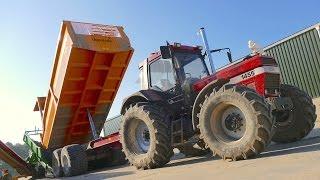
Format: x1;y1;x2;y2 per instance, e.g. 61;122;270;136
34;21;133;149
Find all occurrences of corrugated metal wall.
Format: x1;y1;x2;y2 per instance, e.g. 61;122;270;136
265;26;320;98
103;115;122;136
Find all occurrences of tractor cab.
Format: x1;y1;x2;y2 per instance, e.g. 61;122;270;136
138;43;210;104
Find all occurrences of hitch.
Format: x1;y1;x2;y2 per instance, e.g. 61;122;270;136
87;109;99;140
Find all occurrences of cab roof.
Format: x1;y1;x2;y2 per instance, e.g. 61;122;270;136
138;44;202;68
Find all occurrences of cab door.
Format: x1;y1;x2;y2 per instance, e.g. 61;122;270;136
148;57;185;111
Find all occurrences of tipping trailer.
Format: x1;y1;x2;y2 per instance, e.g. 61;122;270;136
26;20;134;178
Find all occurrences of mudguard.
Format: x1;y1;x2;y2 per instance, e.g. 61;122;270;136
120;89;167;115
192;78;229;131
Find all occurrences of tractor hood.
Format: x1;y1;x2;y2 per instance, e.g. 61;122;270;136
193;55;278;92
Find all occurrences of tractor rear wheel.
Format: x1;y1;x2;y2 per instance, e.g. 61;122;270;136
272;84;316;143
61;144;88;176
199;84;273;161
120;103;173;169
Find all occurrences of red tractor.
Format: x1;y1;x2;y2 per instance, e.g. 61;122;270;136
119;31;316;169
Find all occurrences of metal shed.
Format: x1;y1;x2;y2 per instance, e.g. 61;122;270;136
103;115;122;136
264;23;320;98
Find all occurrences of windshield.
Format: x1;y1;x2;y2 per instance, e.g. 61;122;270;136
174;52;209;80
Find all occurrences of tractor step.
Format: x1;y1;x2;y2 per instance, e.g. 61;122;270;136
171;118;184;146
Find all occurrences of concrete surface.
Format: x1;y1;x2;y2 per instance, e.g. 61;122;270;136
53;100;320;180
58;121;320;180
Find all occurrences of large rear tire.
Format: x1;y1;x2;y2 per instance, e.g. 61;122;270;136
120;103;173;169
61;144;88;177
272;84;316;143
199;85;273;161
52;148;63;177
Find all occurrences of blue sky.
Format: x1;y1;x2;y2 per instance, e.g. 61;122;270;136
0;0;319;143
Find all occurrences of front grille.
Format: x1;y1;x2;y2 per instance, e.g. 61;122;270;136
265;73;280;94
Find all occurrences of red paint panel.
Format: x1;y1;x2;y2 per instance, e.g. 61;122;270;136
193;55;277;93
90;132;121;149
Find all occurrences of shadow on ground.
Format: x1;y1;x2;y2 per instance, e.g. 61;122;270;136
167;127;320;167
167;155;216;168
261;127;320;158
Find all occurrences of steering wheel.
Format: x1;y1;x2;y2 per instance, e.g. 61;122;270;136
151;85;162;91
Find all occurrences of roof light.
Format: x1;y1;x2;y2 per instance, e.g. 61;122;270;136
197;46;203;50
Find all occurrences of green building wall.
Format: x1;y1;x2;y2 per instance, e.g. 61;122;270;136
264;23;320;98
103;115;121;137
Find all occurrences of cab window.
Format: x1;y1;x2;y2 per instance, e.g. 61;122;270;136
149;58;175;91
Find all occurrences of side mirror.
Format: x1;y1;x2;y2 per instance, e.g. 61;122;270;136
160;46;171;59
227;51;232;63
210;48;233;63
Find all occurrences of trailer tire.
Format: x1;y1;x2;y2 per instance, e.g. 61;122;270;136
272;84;316;143
32;163;45;179
52;148;63;177
61;144;87;177
120;103;173;169
111;148;127;165
199;84;273;161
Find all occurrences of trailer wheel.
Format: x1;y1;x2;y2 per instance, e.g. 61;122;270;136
32;163;45;179
120;103;173;169
111;148;127;165
272;84;316;143
52;148;63;177
199;85;273;161
61;144;87;176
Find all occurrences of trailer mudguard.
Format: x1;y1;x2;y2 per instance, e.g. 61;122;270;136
192;78;229;131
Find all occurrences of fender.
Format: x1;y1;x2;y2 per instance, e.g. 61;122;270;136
192;78;229;131
120;89;167;115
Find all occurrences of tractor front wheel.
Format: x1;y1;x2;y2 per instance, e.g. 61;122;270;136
199;85;273;161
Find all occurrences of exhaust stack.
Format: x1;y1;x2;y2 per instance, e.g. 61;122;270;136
199;27;215;74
